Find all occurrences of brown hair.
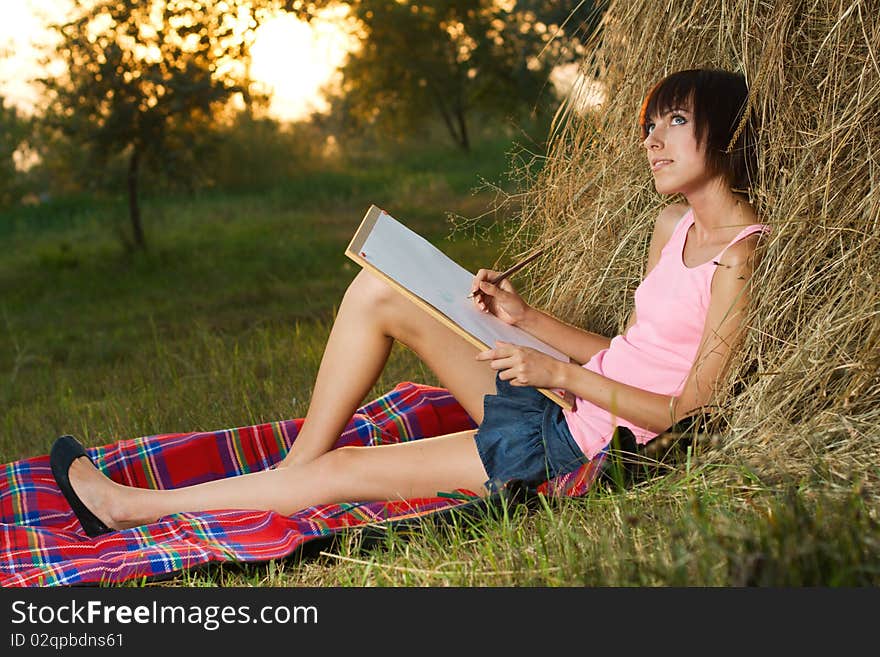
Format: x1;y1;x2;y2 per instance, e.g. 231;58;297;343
639;68;758;191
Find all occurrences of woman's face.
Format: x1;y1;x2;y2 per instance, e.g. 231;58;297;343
642;103;714;196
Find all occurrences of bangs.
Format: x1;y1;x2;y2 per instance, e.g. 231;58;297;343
639;76;698;141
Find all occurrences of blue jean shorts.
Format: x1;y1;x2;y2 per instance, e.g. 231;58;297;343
473;374;587;492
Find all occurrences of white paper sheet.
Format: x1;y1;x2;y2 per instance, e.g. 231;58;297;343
359;210;569;363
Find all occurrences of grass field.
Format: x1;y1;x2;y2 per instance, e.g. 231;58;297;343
2;138;877;586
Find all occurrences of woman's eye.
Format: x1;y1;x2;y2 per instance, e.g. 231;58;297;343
671;114;686;125
645;123;655;134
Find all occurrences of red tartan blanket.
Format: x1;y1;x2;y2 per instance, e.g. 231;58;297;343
0;382;605;587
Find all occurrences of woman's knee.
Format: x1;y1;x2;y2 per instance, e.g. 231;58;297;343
305;446;363;488
344;270;398;310
344;270;417;336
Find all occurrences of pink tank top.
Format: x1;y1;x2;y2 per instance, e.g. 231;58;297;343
563;208;770;459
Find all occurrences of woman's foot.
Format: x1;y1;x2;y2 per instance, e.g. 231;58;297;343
50;435;133;536
67;455;128;530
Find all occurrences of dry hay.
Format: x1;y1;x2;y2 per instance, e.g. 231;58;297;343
497;0;880;491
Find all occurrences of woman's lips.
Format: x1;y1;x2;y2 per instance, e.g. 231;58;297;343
651;159;672;171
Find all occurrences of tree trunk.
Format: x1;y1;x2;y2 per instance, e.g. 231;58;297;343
454;104;470;152
428;83;468;151
434;99;463;149
127;146;146;250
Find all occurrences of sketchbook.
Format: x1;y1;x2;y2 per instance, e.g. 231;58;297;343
345;205;572;410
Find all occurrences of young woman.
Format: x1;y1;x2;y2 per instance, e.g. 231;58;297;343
51;68;768;536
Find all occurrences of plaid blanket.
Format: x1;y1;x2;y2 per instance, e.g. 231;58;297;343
1;382;606;587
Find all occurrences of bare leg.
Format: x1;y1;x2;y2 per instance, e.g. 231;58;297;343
282;270;497;466
66;429;487;530
60;270;498;531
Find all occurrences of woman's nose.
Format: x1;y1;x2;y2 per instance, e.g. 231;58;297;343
643;127;662;150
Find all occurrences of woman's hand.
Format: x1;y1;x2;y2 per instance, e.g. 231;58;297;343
470;269;530;326
476;341;567;389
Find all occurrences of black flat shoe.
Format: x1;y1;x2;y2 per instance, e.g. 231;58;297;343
50;435;112;537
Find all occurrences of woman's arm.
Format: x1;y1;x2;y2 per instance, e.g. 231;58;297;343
474;203;686;364
479;230;760;433
568;233;759;430
514;308;611;365
471;272;611;364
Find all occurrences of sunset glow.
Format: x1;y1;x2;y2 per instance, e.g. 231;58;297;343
250;9;354;121
0;1;353;122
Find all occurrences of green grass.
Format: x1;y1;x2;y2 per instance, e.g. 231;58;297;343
2;139;877;587
0;141;507;453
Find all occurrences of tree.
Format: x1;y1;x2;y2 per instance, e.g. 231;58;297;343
39;0;267;250
306;0;601;151
0;96;32;209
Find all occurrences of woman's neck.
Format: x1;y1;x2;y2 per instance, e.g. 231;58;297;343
684;177;757;242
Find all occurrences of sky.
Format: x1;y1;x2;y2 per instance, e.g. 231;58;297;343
0;0;353;121
0;0;58;114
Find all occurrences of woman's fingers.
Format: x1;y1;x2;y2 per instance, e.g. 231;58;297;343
475;280;509;313
475;349;505;363
478;342;557;388
498;278;517;294
475;342;521;373
477;342;545;385
490;356;517;372
475;341;512;361
470;269;499;296
479;280;501;296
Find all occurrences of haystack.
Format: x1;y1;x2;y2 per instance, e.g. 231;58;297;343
504;0;879;490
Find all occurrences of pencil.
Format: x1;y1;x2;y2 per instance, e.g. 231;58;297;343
466;248;546;299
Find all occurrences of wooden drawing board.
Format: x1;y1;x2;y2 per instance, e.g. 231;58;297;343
345;205;572;410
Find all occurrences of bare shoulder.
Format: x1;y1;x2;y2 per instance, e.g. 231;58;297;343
651;202;689;243
642;203;690;278
716;232;763;270
709;234;762;299
657;201;689;223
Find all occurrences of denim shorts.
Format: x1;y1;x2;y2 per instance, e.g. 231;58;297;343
473;374;588;492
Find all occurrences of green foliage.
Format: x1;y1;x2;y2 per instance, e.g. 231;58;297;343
16;0;593;229
0;96;33;209
38;0;267;248
321;0;601;151
197;113;328;192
